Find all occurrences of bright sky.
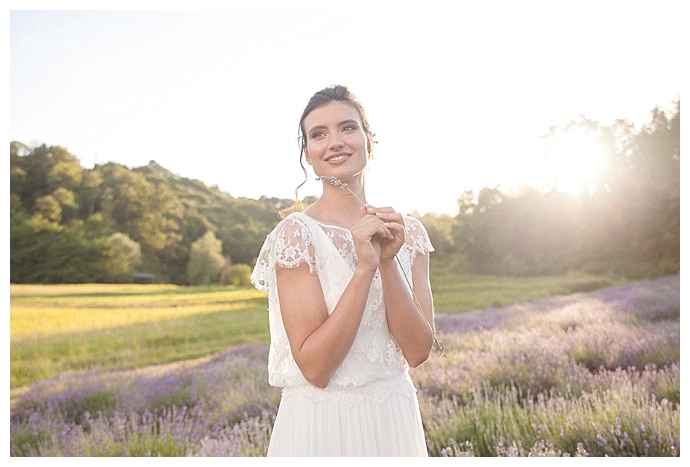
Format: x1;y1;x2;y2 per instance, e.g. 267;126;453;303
8;0;684;215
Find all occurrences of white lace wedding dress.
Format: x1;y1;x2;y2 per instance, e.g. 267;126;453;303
251;212;433;456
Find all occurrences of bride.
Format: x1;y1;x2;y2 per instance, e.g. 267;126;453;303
251;84;436;456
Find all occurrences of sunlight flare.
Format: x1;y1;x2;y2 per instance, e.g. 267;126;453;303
540;127;607;195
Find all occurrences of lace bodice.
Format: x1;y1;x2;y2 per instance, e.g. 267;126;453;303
251;212;434;389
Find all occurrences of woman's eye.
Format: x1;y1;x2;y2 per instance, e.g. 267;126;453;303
310;131;326;139
343;125;356;132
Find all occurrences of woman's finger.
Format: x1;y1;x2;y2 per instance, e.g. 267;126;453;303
376;212;404;226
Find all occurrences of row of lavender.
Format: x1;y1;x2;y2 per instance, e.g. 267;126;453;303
10;276;679;456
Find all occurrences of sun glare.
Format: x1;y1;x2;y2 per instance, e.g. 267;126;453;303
539;128;607;195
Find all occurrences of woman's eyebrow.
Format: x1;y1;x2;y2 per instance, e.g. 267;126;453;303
339;119;360;127
307;119;359;134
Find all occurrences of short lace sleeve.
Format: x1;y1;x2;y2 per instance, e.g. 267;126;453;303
403;216;434;264
250;214;318;292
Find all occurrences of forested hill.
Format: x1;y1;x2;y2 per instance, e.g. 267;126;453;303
10;101;680;284
10;145;294;284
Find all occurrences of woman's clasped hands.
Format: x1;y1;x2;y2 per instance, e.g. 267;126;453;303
351;205;406;273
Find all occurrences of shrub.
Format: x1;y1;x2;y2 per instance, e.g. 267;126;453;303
224;263;253;287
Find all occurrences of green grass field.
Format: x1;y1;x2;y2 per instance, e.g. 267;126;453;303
429;274;617;313
10;274;621;391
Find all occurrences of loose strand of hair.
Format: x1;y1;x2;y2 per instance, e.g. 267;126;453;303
279;144;309;218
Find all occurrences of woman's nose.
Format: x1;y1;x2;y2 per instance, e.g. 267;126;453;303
328;133;344;149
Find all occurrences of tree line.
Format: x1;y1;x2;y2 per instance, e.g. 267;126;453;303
422;102;680;279
9;101;679;284
10;148;287;284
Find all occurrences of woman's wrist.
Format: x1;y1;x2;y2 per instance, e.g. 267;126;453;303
354;265;377;279
377;256;397;271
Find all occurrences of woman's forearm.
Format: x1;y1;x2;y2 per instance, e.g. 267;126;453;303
378;258;434;366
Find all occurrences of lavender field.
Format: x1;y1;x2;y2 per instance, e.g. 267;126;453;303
10;275;680;457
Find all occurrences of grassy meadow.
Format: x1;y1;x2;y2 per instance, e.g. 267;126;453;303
9;274;680;456
10;284;269;390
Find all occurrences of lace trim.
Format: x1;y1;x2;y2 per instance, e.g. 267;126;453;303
250;213;317;292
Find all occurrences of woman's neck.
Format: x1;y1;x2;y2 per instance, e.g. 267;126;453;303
305;184;367;229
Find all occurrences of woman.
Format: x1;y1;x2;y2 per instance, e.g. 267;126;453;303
251;85;435;456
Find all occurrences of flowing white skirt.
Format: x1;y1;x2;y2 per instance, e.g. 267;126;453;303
267;373;428;457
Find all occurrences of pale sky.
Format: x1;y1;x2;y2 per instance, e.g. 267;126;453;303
8;0;684;215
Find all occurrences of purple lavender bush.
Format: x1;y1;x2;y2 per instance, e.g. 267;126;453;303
10;276;680;456
415;275;679;456
11;345;278;456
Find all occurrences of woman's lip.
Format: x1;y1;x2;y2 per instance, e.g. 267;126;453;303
326;153;351;162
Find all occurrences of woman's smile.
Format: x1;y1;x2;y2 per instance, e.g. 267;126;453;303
325;153;351;163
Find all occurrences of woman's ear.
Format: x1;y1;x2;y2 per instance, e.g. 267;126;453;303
304;147;313;165
366;131;375;159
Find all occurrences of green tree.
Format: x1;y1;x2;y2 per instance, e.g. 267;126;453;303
106;233;142;282
51;187;78;221
416;212;457;273
10;144;83;210
34;195;62;223
94;162;183;272
223;263;253;286
10;216;109;283
187;231;225;285
81;169;104;217
454;187;506;273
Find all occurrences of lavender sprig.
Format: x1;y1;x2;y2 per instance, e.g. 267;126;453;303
316;175;446;357
316;175;350;191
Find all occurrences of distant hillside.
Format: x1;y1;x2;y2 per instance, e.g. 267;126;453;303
10;142;293;283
